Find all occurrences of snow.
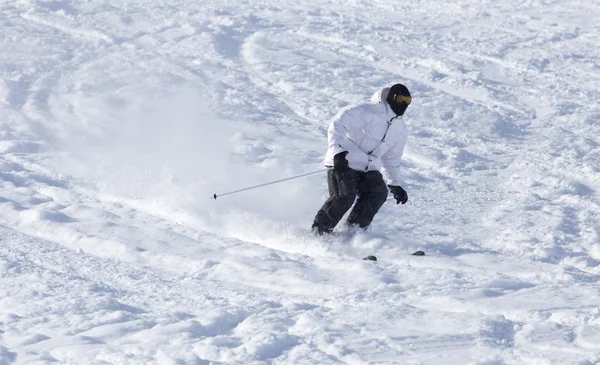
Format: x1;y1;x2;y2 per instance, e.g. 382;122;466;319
1;0;600;363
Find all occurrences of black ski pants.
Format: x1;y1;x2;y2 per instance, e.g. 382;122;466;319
313;168;388;231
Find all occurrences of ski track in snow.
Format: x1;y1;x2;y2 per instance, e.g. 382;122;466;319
1;0;600;364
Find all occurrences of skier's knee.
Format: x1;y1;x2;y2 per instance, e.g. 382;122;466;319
373;189;388;206
336;193;356;209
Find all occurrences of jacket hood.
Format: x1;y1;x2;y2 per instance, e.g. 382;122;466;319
370;87;390;104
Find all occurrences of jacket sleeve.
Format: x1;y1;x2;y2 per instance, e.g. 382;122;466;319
327;107;369;159
380;129;408;186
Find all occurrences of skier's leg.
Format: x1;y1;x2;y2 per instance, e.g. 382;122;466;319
345;171;388;229
313;169;359;233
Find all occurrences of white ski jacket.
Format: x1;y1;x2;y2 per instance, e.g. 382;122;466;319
323;88;408;186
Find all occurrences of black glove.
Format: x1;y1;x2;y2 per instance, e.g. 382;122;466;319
388;185;408;204
333;151;349;173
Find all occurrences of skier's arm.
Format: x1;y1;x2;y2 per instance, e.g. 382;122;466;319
381;131;408;186
327;108;369;159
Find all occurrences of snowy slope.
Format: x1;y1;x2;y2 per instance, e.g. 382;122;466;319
1;0;600;364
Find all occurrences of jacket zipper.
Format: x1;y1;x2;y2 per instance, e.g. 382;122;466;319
380;116;397;144
365;116;398;170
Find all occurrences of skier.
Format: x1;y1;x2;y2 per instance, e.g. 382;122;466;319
312;83;412;235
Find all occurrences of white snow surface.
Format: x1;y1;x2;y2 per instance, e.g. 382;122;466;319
1;0;600;363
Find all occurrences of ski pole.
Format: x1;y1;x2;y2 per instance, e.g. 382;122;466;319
211;168;329;200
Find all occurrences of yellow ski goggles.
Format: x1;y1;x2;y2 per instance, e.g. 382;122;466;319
394;94;412;104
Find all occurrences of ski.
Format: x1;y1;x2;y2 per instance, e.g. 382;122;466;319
362;251;425;261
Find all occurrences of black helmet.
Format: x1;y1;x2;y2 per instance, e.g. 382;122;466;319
386;83;411;116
